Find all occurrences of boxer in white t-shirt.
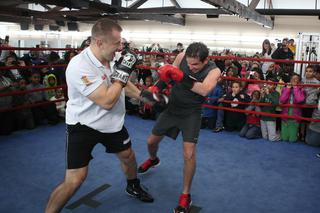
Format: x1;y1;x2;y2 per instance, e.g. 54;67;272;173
45;18;163;213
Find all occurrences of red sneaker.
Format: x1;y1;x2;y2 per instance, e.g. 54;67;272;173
174;194;192;213
138;157;160;174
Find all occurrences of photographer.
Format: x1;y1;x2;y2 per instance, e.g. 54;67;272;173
245;67;263;97
5;54;30;83
271;38;294;81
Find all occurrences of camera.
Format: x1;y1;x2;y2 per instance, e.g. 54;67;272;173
11;61;19;66
248;71;255;79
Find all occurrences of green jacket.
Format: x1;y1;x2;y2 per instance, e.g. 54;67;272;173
260;90;280;121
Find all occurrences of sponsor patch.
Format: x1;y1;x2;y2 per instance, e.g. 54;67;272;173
101;74;107;81
81;76;92;86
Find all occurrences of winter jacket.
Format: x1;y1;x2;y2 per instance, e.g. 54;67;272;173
279;86;305;120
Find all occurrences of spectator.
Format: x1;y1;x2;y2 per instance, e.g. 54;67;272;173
138;76;156;120
261;39;274;77
12;78;35;130
201;78;223;129
172;42;184;54
223;81;250;131
245;68;263;97
272;38;294;78
0;35;12;62
48;51;66;85
5;54;29;83
0;67;14;135
50;88;66;119
305;95;320;147
272;38;294;60
265;64;280;81
301;65;320;140
64;50;78;64
26;71;59;125
80;36;91;49
260;77;280;141
279;74;305;142
43;73;57;100
278;63;294;83
239;90;262;139
288;39;296;55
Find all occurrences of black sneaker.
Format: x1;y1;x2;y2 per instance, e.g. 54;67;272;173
126;179;154;203
138;157;160;174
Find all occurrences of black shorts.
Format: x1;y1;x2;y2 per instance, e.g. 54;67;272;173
152;110;202;143
66;123;131;169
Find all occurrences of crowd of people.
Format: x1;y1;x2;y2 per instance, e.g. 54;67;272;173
1;36;320;146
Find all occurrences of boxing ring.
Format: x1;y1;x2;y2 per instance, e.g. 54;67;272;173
0;46;320;213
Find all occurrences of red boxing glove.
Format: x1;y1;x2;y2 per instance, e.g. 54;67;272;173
158;64;196;89
158;64;183;82
148;85;160;94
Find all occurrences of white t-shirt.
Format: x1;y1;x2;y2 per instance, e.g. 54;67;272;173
66;47;125;133
262;51;274;76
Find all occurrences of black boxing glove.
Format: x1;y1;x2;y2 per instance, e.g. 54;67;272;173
111;50;138;86
140;88;169;105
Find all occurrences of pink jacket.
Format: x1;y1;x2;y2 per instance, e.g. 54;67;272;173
247;84;260;97
279;87;305;119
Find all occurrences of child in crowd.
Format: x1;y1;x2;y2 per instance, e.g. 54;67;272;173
279;74;305;142
265;64;280;81
246;68;263;97
222;65;239;93
139;76;156;119
43;73;57;100
239;90;262;139
212;67;239;132
50;88;66;118
201;78;223;129
27;71;59;125
223;81;250;131
305;95;320;147
12;78;35;130
301;65;320;140
240;61;249;78
260;77;280;141
302;65;320;108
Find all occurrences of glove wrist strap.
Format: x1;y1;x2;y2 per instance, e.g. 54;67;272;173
181;75;196;90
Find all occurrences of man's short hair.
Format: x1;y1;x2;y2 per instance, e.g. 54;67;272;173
91;18;122;40
185;42;209;62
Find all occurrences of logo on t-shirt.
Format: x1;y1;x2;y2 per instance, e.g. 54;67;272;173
102;74;107;81
81;76;92;86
